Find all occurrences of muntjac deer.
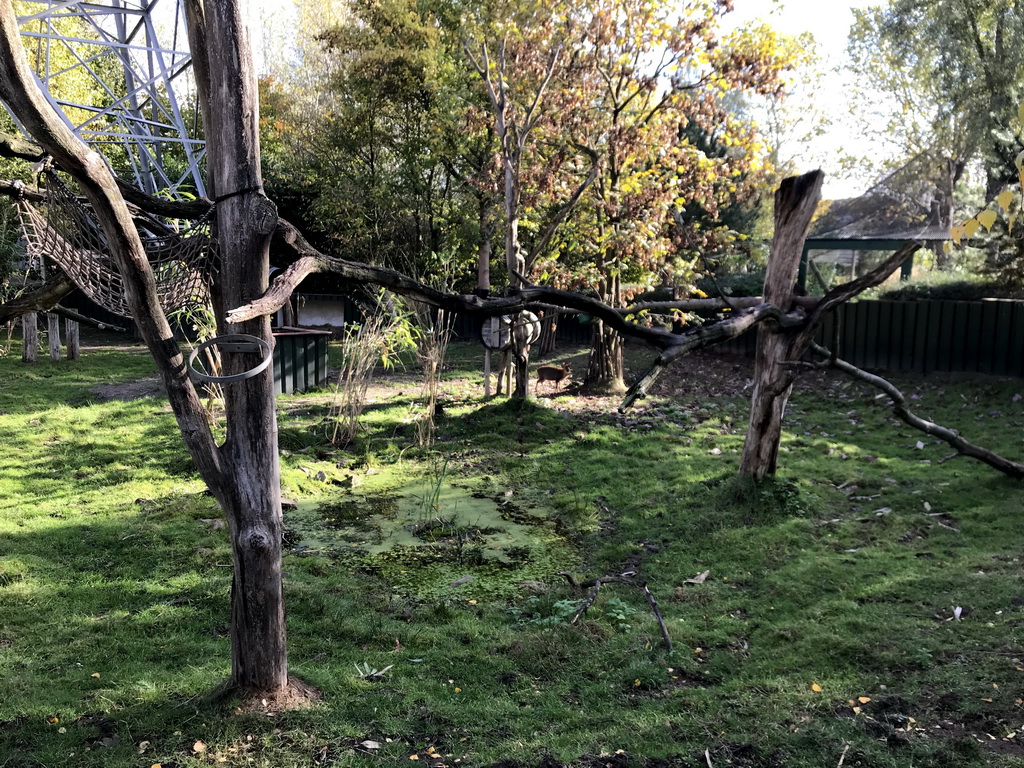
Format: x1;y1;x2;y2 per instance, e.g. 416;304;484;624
535;363;571;394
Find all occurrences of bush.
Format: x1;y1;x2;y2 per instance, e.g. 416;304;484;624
695;270;765;298
878;279;1024;302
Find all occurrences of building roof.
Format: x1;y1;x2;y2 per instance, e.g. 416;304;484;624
808;154;950;243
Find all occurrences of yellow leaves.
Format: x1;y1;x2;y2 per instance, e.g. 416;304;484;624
454;687;462;693
409;755;420;761
858;696;872;704
193;741;208;753
811;683;822;692
978;210;997;231
997;189;1015;211
633;679;641;687
964;218;980;238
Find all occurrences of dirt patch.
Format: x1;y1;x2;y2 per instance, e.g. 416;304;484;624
230;677;323;714
89;377;166;402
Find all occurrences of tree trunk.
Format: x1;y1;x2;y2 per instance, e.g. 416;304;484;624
586;320;625;393
739;171;824;480
586;261;625;393
185;0;288;692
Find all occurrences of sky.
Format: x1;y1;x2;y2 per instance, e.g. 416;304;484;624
726;0;888;198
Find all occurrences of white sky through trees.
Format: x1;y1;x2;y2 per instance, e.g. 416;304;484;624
727;0;890;199
249;0;886;200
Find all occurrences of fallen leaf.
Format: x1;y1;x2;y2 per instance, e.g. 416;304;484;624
90;672;101;678
138;740;151;754
193;740;207;753
454;687;462;693
684;570;710;584
410;755;419;761
858;696;872;704
360;740;381;750
852;706;862;714
811;683;822;692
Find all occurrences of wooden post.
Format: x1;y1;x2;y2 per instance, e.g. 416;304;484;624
47;312;61;361
65;318;80;360
483;349;492;397
739;171;824;481
21;311;37;363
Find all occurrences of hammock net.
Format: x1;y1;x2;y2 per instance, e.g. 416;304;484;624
16;170;218;318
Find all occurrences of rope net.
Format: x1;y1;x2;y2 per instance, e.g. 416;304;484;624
16;170;219;318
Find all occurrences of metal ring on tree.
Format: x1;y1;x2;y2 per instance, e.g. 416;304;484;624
187;334;273;384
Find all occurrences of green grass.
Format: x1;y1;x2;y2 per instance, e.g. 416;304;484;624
2;334;1024;766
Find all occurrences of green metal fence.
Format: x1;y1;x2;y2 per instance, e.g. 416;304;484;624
272;327;333;395
714;299;1024;377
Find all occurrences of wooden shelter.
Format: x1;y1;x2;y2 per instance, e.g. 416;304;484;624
800;156;952;291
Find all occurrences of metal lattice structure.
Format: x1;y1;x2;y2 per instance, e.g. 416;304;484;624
14;0;206;197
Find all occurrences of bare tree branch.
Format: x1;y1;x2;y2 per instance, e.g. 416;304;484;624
525;143;600;268
810;342;1024;480
0;273;74;322
619;304;783;411
791;241;921;354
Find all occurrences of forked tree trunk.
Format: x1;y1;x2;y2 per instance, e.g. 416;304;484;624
0;0;290;695
739;171;824;480
184;0;287;692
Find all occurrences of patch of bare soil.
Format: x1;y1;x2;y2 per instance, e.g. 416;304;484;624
229;677;323;714
89;377;166;402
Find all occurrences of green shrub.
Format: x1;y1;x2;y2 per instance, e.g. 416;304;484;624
878;279;1024;301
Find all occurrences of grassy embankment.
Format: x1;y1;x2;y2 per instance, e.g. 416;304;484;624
1;334;1023;767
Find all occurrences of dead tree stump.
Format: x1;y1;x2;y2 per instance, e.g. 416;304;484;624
47;312;61;361
65;318;80;360
21;311;36;363
739;171;823;480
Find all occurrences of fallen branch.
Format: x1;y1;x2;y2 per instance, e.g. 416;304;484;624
0;273;74;323
558;570;673;651
52;304;128;333
810;342;1024;480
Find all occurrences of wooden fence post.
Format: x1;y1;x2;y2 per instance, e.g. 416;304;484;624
47;312;61;361
65;319;80;360
22;312;37;363
739;171;824;480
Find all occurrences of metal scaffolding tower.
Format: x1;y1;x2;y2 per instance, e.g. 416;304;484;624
14;0;206;196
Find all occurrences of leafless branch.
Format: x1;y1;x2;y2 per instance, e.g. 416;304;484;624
810;342;1024;480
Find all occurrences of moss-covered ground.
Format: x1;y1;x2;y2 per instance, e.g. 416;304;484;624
2;333;1024;767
